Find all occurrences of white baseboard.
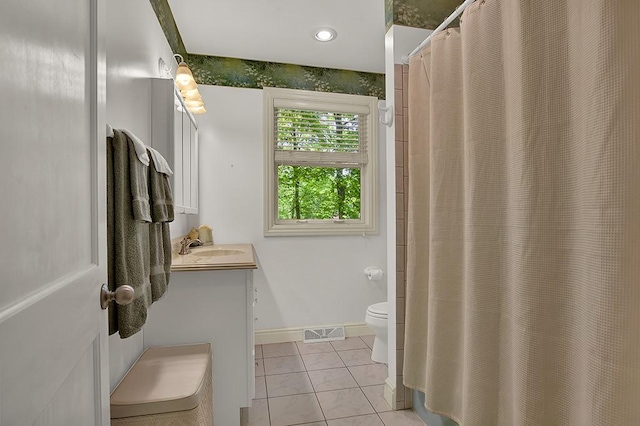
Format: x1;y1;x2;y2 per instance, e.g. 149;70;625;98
384;378;396;409
384;378;411;410
255;322;373;345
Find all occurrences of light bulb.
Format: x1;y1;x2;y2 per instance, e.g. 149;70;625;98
190;105;207;115
181;88;201;101
186;99;204;108
175;62;197;90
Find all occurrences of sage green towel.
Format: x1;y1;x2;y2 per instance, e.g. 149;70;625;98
147;149;174;223
148;223;170;298
107;130;154;338
147;150;174;295
128;133;151;223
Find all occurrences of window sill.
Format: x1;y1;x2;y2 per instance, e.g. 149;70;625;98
264;221;378;237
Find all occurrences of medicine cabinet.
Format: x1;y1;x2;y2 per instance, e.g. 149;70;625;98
151;78;199;214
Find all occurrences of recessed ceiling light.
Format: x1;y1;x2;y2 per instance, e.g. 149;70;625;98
314;28;337;42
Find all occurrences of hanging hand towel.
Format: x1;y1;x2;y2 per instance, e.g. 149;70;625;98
147;146;173;176
122;129;150;166
147;148;175;300
125;132;152;223
147;148;174;223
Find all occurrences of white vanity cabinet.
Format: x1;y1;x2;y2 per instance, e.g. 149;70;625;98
150;78;199;214
144;269;256;426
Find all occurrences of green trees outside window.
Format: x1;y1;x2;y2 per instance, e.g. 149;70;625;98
277;166;361;220
275;108;363;220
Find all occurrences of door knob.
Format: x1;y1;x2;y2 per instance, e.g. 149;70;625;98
100;284;135;310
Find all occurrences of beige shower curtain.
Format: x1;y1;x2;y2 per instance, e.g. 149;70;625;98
404;1;640;425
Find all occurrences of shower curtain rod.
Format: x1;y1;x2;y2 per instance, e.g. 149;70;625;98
406;0;477;61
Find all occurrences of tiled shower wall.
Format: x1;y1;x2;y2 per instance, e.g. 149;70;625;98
395;63;411;409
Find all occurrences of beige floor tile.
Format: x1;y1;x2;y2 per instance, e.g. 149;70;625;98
264;355;306;376
297;341;336;355
302;352;345;371
266;372;314;397
263;342;300;358
316;388;375;420
337;349;375;367
308;367;358;392
297;423;327;425
378;410;426;425
268;393;325;426
255;375;267;399
256;358;265;377
361;385;392;413
247;399;270;426
360;335;375;349
330;337;368;351
255;344;263;359
348;364;388;387
327;414;384;426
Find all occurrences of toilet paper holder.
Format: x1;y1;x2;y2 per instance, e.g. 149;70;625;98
364;266;384;281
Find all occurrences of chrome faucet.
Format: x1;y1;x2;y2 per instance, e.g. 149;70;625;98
178;237;201;255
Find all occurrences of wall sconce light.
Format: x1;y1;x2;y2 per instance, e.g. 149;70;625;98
173;54;206;115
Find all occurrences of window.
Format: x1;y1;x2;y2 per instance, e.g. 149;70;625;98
264;87;378;236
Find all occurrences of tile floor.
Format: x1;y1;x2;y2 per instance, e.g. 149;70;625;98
249;336;425;426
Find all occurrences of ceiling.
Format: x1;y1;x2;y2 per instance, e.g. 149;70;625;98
168;0;386;74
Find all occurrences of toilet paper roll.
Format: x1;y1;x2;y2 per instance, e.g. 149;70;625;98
364;267;384;281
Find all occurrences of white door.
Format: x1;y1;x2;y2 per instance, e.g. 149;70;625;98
0;0;109;425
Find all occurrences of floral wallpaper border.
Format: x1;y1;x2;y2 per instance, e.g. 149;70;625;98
149;1;384;99
188;54;385;99
391;0;462;30
386;0;394;31
149;0;187;57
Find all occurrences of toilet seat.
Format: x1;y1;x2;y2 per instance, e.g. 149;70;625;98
366;302;388;319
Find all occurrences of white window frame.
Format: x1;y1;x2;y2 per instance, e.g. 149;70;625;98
263;87;379;236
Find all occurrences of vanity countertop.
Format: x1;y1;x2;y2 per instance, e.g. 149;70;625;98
171;243;257;272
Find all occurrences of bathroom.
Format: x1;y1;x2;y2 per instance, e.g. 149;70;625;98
2;0;639;425
105;1;415;424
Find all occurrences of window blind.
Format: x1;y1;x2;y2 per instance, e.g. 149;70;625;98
274;108;368;167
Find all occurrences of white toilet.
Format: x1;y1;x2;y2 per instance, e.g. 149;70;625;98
365;301;388;363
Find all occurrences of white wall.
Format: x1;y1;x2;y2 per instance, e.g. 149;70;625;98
105;0;189;390
197;85;388;330
392;25;432;65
